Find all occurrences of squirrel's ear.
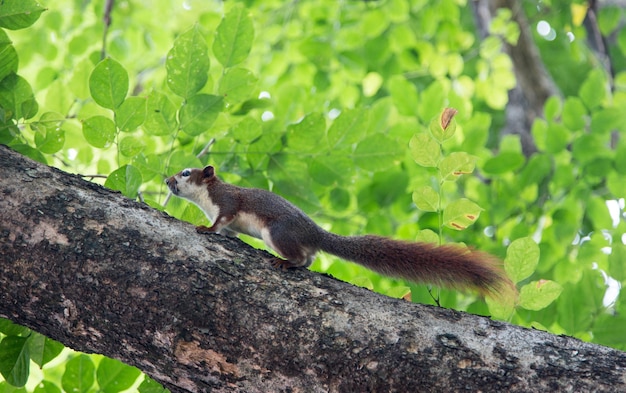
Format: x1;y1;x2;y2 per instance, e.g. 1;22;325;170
202;166;215;179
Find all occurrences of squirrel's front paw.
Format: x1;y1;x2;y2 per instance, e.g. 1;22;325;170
270;257;298;271
196;225;214;234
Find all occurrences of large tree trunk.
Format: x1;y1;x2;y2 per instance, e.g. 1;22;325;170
1;145;624;392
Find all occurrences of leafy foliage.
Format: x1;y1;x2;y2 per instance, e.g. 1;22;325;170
2;0;626;389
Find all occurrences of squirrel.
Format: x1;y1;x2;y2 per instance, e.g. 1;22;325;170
165;165;516;300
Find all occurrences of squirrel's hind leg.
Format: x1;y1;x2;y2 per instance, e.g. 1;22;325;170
262;226;316;269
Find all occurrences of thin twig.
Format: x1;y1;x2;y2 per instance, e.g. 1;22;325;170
196;138;216;160
100;0;115;60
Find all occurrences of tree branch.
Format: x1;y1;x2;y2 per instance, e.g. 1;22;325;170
475;0;561;156
1;145;624;392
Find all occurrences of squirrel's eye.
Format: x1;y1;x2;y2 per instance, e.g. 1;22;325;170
181;169;191;177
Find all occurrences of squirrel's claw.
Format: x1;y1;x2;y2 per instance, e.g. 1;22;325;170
270;257;297;271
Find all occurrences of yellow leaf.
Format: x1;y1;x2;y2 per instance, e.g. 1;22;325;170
571;4;588;27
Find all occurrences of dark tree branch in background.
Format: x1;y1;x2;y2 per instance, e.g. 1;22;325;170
584;0;615;89
100;0;115;60
474;0;561;156
1;145;625;392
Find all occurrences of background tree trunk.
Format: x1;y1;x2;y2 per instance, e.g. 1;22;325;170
475;0;561;156
1;145;625;392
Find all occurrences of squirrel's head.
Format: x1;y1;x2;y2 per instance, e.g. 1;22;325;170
165;166;216;200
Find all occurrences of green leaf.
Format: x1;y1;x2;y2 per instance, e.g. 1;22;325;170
0;36;18;81
82;115;116;149
545;123;570;154
504;237;540;283
485;295;515;321
143;91;177;136
415;229;439;244
409;133;440;167
615;143;626;174
463;112;490;151
419;82;447;125
562;97;587;131
327;108;368;149
115;96;146;132
598;6;621;36
368;170;409;208
0;0;46;30
232;116;262;143
607;171;626;198
593;314;626;349
585;196;612;230
518;153;552;189
412;186;439;212
0;319;30;336
428;107;457;143
33;112;65;154
138;376;168;393
479;36;503;60
34;380;62;393
530;119;548;151
68;58;92;99
270;154;320;212
309;155;352;186
0;336;29;387
213;4;254;68
365;97;392;135
329;187;350;211
489;8;519;44
353;134;401;171
609;243;626;282
179;94;223;136
286;112;326;152
0;121;18;145
89;58;129;109
0;73;38;120
166;24;210;99
232;97;271;115
299;37;332;70
482;151;525;175
62;355;95;393
385;285;411;300
167;150;202;175
590;107;622;135
27;333;64;368
619;28;626;56
579;69;607;110
442;198;482;230
0;29;10;45
572;134;605;164
362;71;383;97
518;280;562;311
557;271;603;333
96;357;142;393
543;96;561;120
438;152;476;181
104;165;142;198
388;75;419;117
218;67;258;104
119;136;145;157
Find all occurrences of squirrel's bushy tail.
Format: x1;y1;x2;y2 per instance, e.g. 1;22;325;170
319;233;516;300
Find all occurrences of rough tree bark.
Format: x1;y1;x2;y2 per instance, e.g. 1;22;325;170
1;145;625;392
